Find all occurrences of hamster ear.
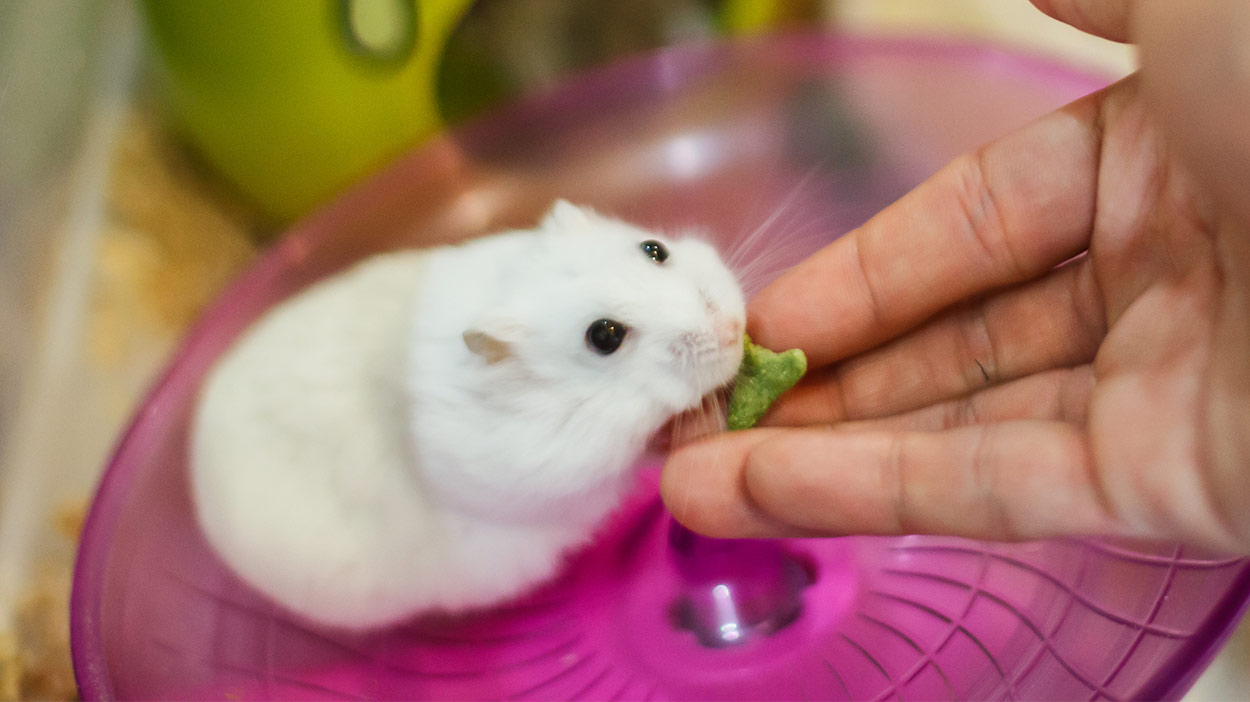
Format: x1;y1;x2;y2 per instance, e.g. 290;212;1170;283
463;317;528;364
542;199;593;230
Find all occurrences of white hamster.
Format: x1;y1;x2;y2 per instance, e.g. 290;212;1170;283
191;201;746;630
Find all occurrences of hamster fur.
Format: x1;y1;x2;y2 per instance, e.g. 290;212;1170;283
191;201;746;629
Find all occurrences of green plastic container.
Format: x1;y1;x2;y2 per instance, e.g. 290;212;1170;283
142;0;472;222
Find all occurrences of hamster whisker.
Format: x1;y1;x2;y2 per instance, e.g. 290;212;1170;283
726;195;803;270
731;210;839;278
733;215;840;296
665;365;735;528
669;388;730;449
725;164;826;270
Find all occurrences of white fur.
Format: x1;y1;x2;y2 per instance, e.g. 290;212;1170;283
191;202;745;630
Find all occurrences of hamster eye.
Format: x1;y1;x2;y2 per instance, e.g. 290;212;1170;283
586;318;628;354
640;239;668;263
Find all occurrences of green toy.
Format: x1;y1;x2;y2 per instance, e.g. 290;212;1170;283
142;0;473;223
727;335;807;431
140;1;818;224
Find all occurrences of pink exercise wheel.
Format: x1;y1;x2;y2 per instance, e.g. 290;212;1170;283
72;34;1250;700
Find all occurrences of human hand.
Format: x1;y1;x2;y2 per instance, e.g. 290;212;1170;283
662;0;1250;552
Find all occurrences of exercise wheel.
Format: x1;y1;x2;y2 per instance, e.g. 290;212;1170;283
72;35;1250;700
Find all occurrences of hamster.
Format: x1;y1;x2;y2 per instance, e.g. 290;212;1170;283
191;200;746;630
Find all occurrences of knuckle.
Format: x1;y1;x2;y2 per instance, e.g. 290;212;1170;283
822;367;852;423
958;394;983;428
957;298;1001;386
851;234;892;333
969;424;1017;540
885;434;916;534
955;151;1029;281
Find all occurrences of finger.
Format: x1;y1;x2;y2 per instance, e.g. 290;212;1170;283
763;256;1104;425
666;422;1122;542
1029;0;1132;42
749;87;1105;367
831;366;1095;433
660;429;817;538
743;423;1119;540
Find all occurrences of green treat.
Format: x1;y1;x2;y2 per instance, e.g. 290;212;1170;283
727;335;807;431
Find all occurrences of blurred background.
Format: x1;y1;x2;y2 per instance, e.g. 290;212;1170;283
6;1;1233;698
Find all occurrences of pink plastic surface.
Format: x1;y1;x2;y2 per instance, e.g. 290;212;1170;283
72;35;1250;700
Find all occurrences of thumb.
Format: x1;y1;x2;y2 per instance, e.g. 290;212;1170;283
1136;0;1250;228
662;422;1122;542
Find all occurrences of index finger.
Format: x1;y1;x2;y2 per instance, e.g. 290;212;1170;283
749;85;1110;368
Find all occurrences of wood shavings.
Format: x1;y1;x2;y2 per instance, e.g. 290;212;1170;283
7;104;267;701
